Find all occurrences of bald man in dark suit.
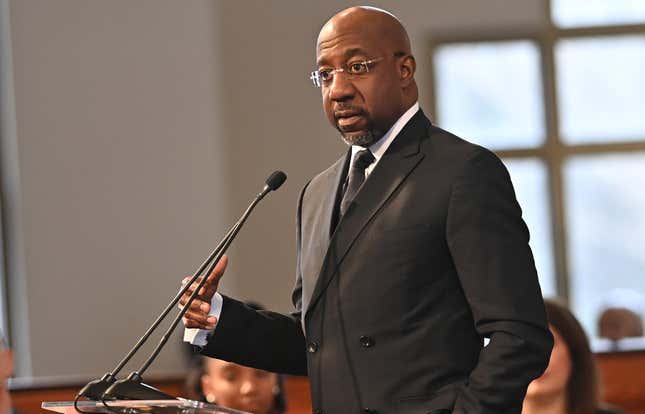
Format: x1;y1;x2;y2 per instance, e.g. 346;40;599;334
182;7;553;414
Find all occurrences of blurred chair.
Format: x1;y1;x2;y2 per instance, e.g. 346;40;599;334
598;288;644;341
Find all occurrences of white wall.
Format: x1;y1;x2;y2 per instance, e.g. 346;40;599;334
2;0;545;382
6;0;230;381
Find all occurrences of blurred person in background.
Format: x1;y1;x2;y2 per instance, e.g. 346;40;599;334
199;357;285;414
522;299;623;414
183;303;287;414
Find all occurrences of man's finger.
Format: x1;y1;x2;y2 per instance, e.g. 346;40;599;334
206;255;229;283
183;317;216;330
183;308;215;324
178;278;210;300
178;295;210;310
182;312;217;329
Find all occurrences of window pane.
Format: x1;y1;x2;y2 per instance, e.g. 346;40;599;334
556;35;645;144
503;158;556;298
434;41;544;150
564;153;645;338
553;0;645;28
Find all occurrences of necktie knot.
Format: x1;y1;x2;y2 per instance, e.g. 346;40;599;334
354;149;375;170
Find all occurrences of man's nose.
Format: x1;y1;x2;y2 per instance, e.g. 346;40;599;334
327;71;355;101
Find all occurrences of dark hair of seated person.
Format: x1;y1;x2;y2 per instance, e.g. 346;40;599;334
523;299;623;414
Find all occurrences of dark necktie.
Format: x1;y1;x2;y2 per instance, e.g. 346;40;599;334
340;149;376;217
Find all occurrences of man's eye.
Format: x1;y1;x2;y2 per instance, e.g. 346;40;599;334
319;70;333;81
348;62;367;74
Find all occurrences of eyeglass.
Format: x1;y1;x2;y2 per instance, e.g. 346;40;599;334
310;57;384;88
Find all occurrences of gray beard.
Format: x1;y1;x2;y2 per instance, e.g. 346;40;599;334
341;130;380;147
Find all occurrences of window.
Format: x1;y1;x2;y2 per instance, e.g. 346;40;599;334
504;158;556;298
434;41;544;150
552;0;645;28
431;1;645;340
556;35;645;144
564;154;645;334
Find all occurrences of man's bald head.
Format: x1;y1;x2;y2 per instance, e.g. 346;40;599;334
314;6;418;146
317;7;411;58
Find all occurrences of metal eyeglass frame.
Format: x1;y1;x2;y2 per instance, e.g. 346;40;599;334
310;56;384;88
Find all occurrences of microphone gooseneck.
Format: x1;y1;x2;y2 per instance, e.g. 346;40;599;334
76;223;240;401
99;171;287;401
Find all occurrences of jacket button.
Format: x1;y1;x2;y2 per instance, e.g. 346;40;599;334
307;341;319;353
359;335;375;348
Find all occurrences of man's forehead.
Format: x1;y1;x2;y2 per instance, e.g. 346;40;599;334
316;30;381;64
316;6;410;63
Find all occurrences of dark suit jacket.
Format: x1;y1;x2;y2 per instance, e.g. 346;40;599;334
202;111;553;414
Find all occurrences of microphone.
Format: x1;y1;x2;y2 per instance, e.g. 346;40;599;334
95;171;287;401
261;170;287;196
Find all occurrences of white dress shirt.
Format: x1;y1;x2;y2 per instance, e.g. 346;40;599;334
349;101;419;179
184;101;420;347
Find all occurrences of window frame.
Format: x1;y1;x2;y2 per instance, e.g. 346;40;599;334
427;0;645;315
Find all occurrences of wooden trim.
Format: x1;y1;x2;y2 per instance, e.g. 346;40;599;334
9;352;645;414
596;350;645;414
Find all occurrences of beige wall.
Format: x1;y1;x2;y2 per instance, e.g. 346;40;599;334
2;0;545;381
5;0;229;380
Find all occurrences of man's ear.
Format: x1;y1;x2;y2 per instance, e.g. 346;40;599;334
399;55;416;86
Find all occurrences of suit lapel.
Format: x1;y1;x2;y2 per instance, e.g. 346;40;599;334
299;152;349;317
305;111;429;317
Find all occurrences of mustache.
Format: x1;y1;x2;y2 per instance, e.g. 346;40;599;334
333;105;364;118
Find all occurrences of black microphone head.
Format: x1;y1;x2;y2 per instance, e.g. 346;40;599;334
265;170;287;191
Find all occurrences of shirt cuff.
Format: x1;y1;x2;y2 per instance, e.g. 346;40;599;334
183;292;223;347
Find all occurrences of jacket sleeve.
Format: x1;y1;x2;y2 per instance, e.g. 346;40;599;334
200;296;307;376
446;148;553;413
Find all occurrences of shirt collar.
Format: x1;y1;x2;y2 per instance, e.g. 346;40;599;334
350;101;419;163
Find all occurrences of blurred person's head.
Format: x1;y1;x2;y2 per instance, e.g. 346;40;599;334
523;299;600;414
183;302;286;414
201;357;283;414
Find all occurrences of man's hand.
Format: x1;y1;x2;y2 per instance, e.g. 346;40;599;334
179;255;228;330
